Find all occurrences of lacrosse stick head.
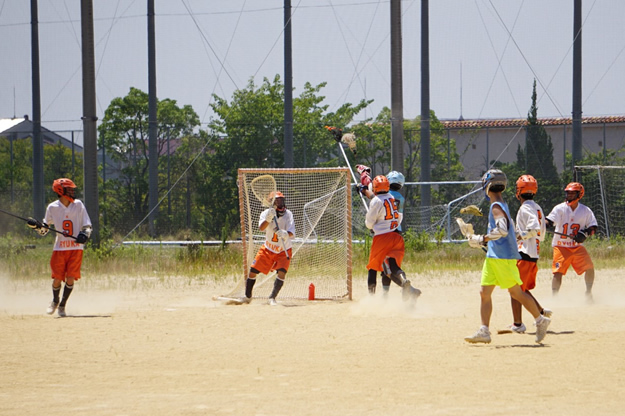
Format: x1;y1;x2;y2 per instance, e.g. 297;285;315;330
250;175;279;208
341;132;357;155
455;217;475;238
459;205;483;217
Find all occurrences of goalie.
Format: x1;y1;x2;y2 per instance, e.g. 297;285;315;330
243;191;295;306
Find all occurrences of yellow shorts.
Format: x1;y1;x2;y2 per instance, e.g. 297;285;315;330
481;258;522;289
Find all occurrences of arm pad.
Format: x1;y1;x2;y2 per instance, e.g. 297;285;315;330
485;217;509;241
518;229;538;240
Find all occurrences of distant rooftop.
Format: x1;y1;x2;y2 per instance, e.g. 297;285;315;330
442;115;625;129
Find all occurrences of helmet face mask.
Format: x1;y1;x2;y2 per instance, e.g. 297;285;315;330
271;191;286;217
372;175;390;194
564;182;584;205
52;178;77;203
515;174;538;200
481;169;507;199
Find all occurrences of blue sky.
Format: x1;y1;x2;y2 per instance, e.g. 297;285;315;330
1;0;623;144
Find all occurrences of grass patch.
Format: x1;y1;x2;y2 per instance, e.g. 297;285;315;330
1;234;624;284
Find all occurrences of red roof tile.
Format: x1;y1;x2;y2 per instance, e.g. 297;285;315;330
442;115;625;129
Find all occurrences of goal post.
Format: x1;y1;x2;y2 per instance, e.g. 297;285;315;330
220;168;353;301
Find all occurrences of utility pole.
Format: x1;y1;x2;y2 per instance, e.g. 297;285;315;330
81;0;100;246
148;0;159;236
420;0;431;211
283;0;294;168
390;0;404;174
572;0;583;166
31;0;44;220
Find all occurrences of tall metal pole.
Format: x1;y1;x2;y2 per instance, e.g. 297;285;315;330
572;0;583;165
420;0;431;208
283;0;294;168
80;0;100;246
390;0;404;174
148;0;159;236
31;0;45;220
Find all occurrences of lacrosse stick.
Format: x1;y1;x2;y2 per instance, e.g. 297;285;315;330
456;217;486;252
460;204;483;216
546;230;574;239
325;126;368;212
250;175;290;259
0;207;78;240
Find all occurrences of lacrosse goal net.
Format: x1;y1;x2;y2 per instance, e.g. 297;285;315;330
219;168;352;301
574;165;625;239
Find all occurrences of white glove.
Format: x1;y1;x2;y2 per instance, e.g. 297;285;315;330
468;234;485;248
276;229;289;242
37;223;49;236
265;208;276;223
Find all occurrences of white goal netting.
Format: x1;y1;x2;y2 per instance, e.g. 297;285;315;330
574;165;625;239
219;168;352;301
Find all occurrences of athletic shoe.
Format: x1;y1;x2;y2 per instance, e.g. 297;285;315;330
535;317;551;343
46;301;58;315
57;306;66;317
241;297;252;304
541;309;553;318
464;327;491;344
508;323;526;333
268;298;278;306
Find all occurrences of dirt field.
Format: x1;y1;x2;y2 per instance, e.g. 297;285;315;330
2;268;625;416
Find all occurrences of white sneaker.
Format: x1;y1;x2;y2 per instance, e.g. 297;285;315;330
268;298;278;306
57;306;66;317
508;323;526;333
542;309;553;318
535;317;551;343
46;301;58;315
464;327;491;344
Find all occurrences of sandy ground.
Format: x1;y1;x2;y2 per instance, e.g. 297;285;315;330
2;268;625;416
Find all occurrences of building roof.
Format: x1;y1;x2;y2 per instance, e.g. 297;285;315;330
0;117;83;151
442;115;625;129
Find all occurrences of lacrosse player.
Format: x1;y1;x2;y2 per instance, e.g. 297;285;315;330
464;169;551;344
27;178;92;317
364;175;420;302
508;175;551;334
243;191;295;306
546;182;598;301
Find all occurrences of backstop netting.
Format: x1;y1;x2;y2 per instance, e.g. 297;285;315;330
574;165;625;239
219;168;352;301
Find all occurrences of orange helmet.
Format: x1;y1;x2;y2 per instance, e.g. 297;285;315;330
52;178;77;202
270;191;286;216
564;182;584;205
516;175;538;200
372;175;390;194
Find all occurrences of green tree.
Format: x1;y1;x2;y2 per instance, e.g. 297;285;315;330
499;80;562;213
97;87;200;235
204;76;371;238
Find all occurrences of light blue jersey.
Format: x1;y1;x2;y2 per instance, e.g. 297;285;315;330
486;201;520;260
389;189;405;232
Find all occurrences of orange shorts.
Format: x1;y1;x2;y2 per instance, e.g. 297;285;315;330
250;245;292;275
367;232;404;272
516;259;538;291
50;250;83;281
552;246;593;275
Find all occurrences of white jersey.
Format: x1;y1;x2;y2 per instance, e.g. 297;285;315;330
44;199;92;251
365;193;402;236
516;199;546;259
258;208;295;254
547;202;598;248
